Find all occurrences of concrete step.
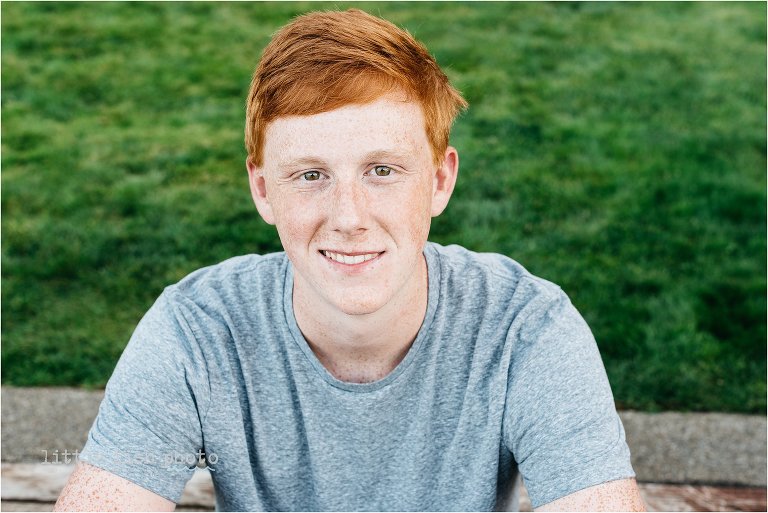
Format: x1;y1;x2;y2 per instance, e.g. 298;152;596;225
620;410;767;486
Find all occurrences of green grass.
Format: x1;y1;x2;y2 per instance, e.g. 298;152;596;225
2;2;765;412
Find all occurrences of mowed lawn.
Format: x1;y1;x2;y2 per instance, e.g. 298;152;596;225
2;2;765;412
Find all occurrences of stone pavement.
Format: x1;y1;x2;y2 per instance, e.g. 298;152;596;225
2;386;766;511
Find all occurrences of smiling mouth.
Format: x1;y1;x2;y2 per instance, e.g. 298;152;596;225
321;250;383;265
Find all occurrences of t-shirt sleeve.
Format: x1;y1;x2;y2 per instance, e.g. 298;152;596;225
502;286;635;509
78;290;211;503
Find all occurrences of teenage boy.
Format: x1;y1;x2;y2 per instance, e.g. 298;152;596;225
56;9;645;511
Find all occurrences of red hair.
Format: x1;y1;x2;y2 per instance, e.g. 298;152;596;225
245;8;467;167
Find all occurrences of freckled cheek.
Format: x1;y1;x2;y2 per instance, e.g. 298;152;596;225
400;188;433;244
274;200;324;250
371;190;427;235
405;218;431;249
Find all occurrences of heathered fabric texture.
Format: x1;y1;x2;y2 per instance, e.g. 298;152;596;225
79;242;635;510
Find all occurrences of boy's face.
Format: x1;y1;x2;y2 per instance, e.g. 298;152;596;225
247;92;457;316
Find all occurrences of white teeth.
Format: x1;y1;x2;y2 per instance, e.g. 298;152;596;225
322;251;380;264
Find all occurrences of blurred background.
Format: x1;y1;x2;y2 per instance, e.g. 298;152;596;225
3;1;765;413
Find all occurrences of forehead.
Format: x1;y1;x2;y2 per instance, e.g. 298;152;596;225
262;94;431;166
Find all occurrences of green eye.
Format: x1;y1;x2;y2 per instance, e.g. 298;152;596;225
373;165;392;177
302;171;321;181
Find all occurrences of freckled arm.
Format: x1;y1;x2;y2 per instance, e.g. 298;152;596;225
54;461;176;512
535;478;646;512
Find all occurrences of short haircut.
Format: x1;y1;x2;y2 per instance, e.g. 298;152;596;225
245;8;468;167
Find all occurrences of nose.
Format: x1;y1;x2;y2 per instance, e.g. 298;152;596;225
328;178;369;235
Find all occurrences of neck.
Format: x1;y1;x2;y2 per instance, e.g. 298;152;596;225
292;255;429;383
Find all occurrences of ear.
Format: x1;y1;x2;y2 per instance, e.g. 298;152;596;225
430;146;459;217
246;157;276;225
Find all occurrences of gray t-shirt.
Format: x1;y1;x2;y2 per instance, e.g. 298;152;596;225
79;242;635;510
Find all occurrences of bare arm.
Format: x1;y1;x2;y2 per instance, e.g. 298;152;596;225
54;461;176;512
535;478;646;512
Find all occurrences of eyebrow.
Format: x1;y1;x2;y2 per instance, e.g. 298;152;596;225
276;149;415;171
360;149;413;164
276;156;328;170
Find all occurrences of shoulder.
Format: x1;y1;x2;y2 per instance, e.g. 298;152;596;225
141;251;289;335
127;252;290;370
426;242;565;312
163;251;287;304
122;252;287;347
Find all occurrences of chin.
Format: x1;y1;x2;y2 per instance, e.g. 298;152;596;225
331;293;390;317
